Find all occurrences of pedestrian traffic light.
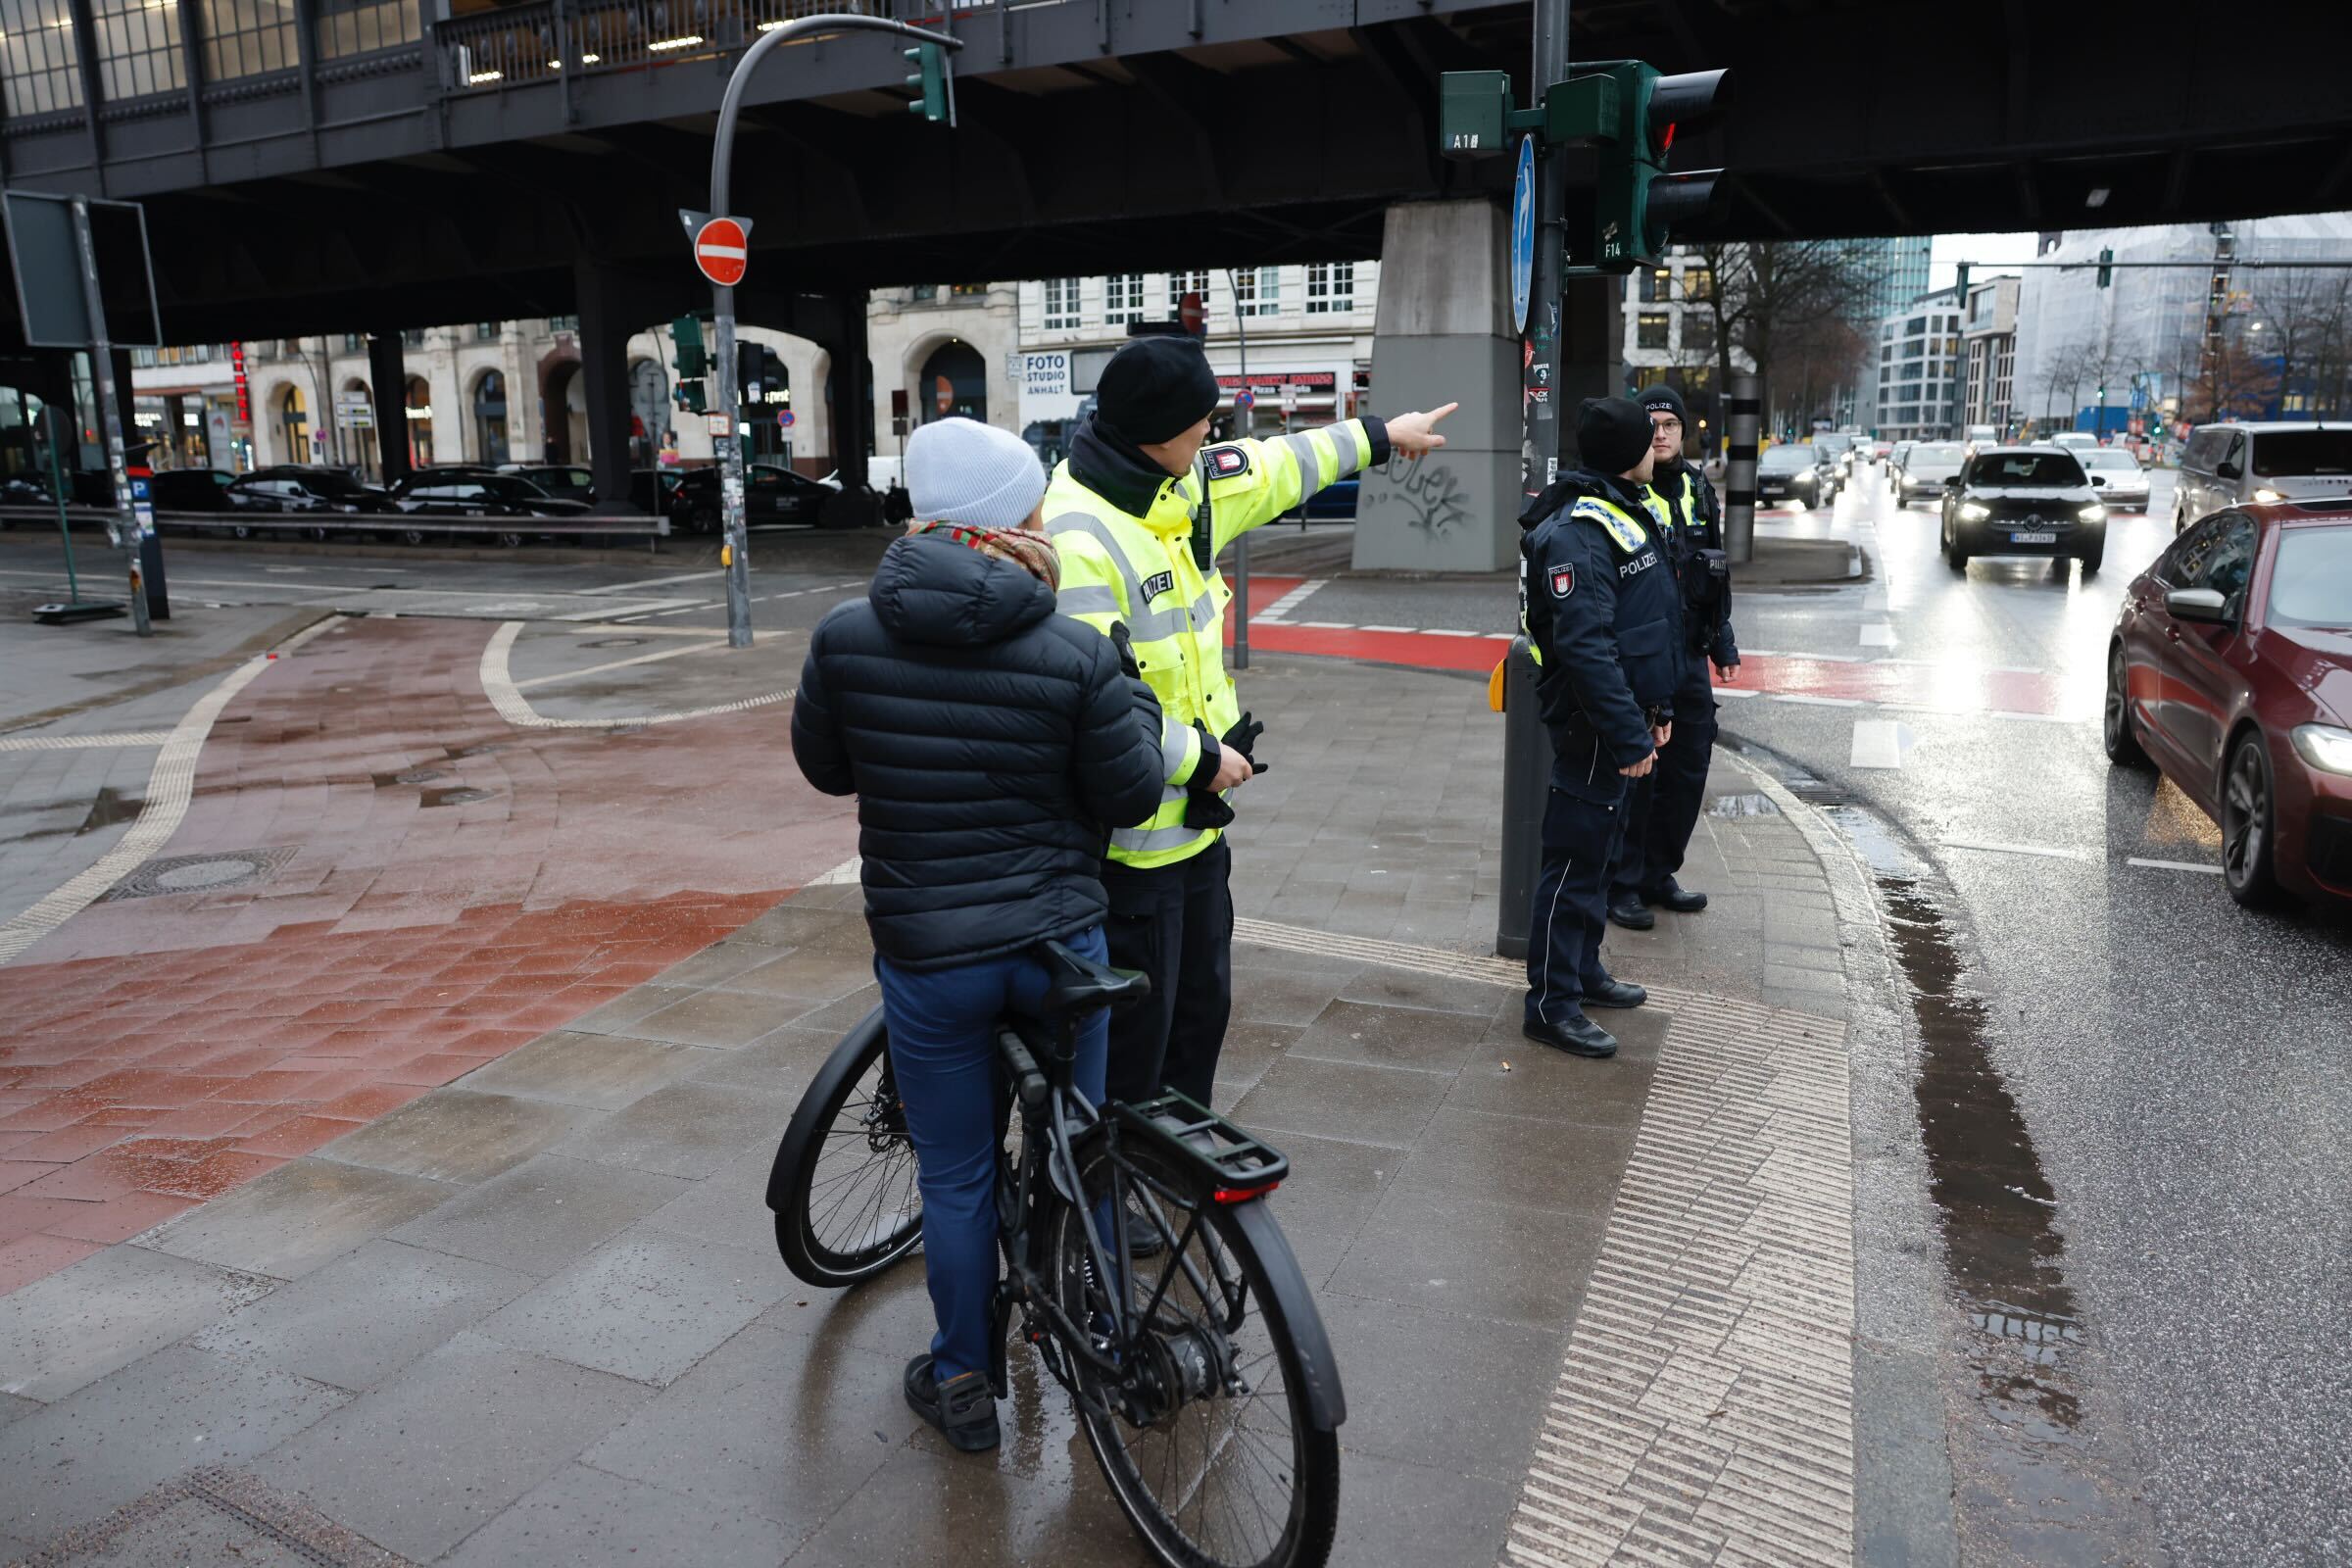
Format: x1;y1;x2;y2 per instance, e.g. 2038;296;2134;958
1545;62;1732;272
671;315;707;380
904;43;951;124
2097;248;2114;288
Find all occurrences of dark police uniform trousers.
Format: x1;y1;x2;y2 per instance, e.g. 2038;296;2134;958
1611;467;1731;906
1517;481;1683;1026
1101;838;1231;1108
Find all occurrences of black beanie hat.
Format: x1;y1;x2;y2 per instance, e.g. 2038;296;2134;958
1577;396;1654;475
1637;381;1689;426
1097;337;1221;444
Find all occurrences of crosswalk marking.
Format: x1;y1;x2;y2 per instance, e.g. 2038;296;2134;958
1858;622;1894;647
1848;719;1902;769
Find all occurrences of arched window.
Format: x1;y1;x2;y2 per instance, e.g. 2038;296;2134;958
472;370;509;466
279;385;308;463
919;340;986;424
406;376;434;467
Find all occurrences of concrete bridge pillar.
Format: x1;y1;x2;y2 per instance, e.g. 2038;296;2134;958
1352;199;1521;572
575;256;646;513
367;331;410;489
826;288;872;492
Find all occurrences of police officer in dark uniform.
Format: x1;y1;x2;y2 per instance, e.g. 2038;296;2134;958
1607;383;1741;931
1517;398;1686;1059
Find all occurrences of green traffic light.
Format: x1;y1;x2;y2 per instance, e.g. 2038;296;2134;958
904;44;948;122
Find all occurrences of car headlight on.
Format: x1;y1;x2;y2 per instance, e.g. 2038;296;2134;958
2079;504;2107;522
2253;487;2285;504
1958;502;1990;521
1793;471;1815;485
2290;724;2352;775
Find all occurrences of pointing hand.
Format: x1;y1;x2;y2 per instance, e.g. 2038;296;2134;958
1386;403;1458;459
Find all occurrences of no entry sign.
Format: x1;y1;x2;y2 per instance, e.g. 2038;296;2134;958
694;218;749;287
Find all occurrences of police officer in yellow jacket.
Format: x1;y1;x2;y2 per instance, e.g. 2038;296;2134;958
1517;398;1685;1059
1044;335;1457;1104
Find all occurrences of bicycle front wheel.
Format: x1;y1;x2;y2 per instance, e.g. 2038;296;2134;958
1051;1137;1341;1568
766;1005;924;1288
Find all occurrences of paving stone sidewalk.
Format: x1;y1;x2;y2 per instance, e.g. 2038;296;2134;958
0;650;1856;1568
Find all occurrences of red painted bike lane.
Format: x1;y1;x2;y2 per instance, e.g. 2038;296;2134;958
0;617;858;1294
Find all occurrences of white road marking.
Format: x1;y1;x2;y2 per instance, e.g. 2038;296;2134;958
511;639;731;690
1356;624;1418;633
0;618;338;965
1849;719;1903;769
1858;622;1894;647
478;621;796;729
1986;710;2079;724
1942;837;2098;862
1712;687;1761;700
809;856;863;886
1775;694;1864;708
0;730;172;753
1292;620;1355;629
2128;857;2225;875
1256;577;1327;621
582;568;726;595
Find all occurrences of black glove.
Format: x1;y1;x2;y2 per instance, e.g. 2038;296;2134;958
1109;621;1142;680
1221;710;1265;764
1184;720;1239;828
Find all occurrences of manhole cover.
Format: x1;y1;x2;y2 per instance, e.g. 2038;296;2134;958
420;786;495;808
15;1467;419;1567
585;637;647;649
101;848;294;902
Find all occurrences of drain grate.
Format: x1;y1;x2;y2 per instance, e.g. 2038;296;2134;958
100;847;295;902
13;1467;418;1567
583;636;647;649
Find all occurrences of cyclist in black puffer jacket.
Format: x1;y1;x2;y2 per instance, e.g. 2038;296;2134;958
790;416;1163;1455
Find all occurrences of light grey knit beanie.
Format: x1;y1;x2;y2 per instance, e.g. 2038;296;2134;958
905;416;1048;532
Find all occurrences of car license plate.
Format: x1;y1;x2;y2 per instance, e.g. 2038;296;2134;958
2010;530;2056;544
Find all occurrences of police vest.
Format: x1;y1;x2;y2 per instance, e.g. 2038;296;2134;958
1045;418;1381;869
1522;491;1672;666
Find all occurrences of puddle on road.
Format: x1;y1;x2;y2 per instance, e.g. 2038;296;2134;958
1822;798;2126;1559
419;786;495;808
75;787;143;835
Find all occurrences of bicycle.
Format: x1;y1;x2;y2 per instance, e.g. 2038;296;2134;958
765;939;1345;1568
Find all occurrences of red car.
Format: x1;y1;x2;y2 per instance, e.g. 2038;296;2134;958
2105;501;2352;906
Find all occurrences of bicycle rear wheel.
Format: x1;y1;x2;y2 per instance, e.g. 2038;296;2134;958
766;1005;924;1288
1050;1138;1341;1568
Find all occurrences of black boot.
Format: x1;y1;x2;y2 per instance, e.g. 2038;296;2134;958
1606;896;1655;931
905;1354;1001;1452
1523;1011;1619;1058
1584;977;1648;1009
1645;877;1708;913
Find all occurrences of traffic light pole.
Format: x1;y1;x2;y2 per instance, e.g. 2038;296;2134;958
706;12;961;650
1521;0;1570;510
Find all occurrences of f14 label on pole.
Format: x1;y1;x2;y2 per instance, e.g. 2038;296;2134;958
685;213;752;287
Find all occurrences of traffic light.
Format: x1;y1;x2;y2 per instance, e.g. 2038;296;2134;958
1956;262;1972;299
1545;62;1732;272
675;380;707;415
904;44;951;123
2096;248;2114;288
670;315;707;380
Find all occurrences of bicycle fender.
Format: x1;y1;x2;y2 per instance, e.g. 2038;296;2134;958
765;1004;887;1215
1227;1199;1347;1432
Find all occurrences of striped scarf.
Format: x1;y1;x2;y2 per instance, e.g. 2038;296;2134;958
907;519;1061;591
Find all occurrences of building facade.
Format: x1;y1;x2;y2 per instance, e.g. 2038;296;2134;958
1617;246;1753;449
1961;274;2022;436
1010;264;1380;467
1870;286;1964;440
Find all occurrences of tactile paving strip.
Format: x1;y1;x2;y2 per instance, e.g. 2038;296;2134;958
12;1466;416;1567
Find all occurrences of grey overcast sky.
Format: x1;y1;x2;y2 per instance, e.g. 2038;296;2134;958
1929;232;2039;289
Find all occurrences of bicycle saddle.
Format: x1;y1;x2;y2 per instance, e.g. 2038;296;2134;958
1038;939;1151;1017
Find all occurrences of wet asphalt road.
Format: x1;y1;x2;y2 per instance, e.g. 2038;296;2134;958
1723;466;2351;1568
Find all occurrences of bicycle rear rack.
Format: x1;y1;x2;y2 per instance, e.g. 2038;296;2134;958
1112;1093;1289;1201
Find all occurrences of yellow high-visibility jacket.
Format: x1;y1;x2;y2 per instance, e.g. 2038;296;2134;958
1046;416;1386;868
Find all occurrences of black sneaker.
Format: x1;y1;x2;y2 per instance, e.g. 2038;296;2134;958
1606;896;1655;930
1522;1012;1619;1058
1645;877;1708;913
905;1354;1001;1452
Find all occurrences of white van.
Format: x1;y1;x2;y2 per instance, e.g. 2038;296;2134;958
2174;421;2352;532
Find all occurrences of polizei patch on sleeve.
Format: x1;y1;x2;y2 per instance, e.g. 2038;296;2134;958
1204;445;1251;479
1549;564;1575;598
1138;569;1177;603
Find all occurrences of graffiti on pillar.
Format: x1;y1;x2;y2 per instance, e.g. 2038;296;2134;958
1365;452;1473;538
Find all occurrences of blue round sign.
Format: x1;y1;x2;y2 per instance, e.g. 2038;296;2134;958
1510;134;1536;336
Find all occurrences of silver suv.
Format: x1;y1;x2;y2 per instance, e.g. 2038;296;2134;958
2175;421;2352;533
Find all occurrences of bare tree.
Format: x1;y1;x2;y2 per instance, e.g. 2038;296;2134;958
1691;239;1881;435
2248;269;2352;418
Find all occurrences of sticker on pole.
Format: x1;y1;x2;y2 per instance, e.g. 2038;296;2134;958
694;217;749;287
1509;134;1535;337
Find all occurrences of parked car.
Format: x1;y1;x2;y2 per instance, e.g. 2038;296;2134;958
2077;447;2152;512
2105;500;2352;906
1939;445;2107;573
497;464;596;505
1302;476;1358;520
2173;421;2352;535
1896;441;1966;507
143;467;238;532
1756;443;1828;505
664;463;833;532
383;471;588;546
224;466;387;514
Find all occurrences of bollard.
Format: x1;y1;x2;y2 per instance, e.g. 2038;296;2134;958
1494;635;1550;961
1723;373;1760;565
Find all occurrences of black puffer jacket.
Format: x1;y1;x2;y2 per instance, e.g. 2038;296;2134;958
791;531;1165;969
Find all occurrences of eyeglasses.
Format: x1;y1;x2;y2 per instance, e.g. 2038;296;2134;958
1650;418;1683;435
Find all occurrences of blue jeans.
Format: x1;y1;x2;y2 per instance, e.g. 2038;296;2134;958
875;925;1110;1382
